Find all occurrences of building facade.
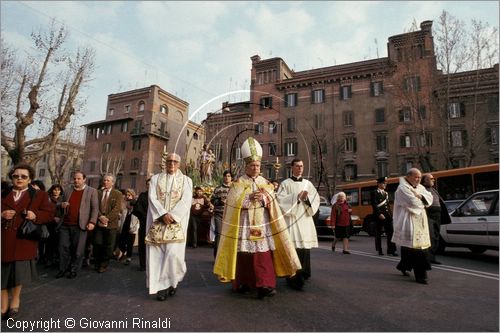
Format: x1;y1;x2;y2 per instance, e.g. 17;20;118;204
241;20;498;195
81;85;199;193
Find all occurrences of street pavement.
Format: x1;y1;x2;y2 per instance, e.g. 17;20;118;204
1;237;498;332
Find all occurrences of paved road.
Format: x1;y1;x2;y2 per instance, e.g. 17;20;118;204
2;235;498;332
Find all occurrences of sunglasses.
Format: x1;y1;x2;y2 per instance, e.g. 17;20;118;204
12;174;29;180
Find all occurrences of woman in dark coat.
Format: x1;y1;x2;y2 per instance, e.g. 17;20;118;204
1;163;54;320
45;184;65;267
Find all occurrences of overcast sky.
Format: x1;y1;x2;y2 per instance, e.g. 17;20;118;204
1;1;498;128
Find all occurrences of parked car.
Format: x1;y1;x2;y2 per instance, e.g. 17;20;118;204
314;205;334;238
313;205;362;238
444;199;464;213
439;190;499;254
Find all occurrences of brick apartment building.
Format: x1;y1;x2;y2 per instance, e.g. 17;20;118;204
81;85;204;193
236;20;498;194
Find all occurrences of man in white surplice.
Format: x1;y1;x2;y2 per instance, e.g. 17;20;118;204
146;152;193;301
276;158;320;290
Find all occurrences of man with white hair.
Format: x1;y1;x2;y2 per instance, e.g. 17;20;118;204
146;152;192;301
392;168;433;284
213;137;301;299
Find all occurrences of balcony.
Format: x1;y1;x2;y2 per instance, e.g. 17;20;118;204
130;127;170;140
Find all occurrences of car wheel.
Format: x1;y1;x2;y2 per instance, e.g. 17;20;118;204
363;218;376;237
436;236;446;254
468;246;487;254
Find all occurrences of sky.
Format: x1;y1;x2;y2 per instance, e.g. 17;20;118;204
1;1;499;129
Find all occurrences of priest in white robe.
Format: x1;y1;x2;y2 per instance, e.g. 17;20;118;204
146;152;193;301
276;158;320;290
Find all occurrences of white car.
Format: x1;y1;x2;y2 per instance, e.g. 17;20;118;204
439;190;499;254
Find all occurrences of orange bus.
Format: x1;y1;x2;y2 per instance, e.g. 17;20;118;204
337;164;499;235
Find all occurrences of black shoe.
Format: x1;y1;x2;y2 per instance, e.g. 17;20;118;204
378;251;384;255
331;246;335;252
67;272;77;279
430;259;442;265
257;287;276;299
342;250;351;254
8;308;19;320
234;285;251;295
167;286;177;296
1;311;8;321
156;289;168;301
55;271;66;279
416;278;428;285
389;252;399;257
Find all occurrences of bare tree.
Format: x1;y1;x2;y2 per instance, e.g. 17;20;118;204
1;20;95;166
99;154;124;178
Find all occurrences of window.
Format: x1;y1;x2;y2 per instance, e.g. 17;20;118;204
284;93;297;107
404;76;421;92
451;130;467;147
132;139;141;151
448;102;465;118
268;143;277;156
121;121;128;133
268;121;277;134
488;127;499;145
418;106;426;119
193;133;199;140
130;176;136;190
344;136;357;152
284;142;298;157
254;122;264;135
344;164;357;181
159;122;166;136
39;169;45;177
312;89;325;103
314;113;324;129
488;97;499;113
375;108;385;124
90;161;96;172
400;135;412;148
401;161;414;174
131;158;140;170
103;143;111;153
124;105;130;113
105;124;112;135
235;147;241;160
133;120;142;134
377;162;388;178
371;81;384;96
419;133;432;147
138;101;145;112
120;141;126;151
340;85;352;100
266;166;276;180
260;97;272;109
343;111;354;127
109;108;114;116
376;134;387;152
160;104;168;114
42;155;47;162
287;118;295;133
399;108;411;122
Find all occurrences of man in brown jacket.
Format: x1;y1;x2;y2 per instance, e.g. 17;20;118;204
93;174;122;273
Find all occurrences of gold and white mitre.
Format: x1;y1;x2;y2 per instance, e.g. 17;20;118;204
241;137;263;164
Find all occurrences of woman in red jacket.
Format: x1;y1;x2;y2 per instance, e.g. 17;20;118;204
330;192;352;254
1;163;54;320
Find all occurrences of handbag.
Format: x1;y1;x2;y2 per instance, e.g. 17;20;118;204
16;187;50;241
17;219;50;241
129;215;140;234
145;220;184;245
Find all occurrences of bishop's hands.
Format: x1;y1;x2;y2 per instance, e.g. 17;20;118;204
161;213;176;224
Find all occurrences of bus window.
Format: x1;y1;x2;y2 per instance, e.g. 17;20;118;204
474;171;499;192
436;174;473;200
344;189;359;206
361;186;377;205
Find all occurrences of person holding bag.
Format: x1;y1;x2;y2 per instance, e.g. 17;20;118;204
1;163;54;320
330;192;352;254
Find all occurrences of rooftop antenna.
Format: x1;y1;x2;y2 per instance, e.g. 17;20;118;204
374;38;379;58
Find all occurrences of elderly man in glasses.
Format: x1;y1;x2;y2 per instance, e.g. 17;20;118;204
146;152;193;301
421;174;451;265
